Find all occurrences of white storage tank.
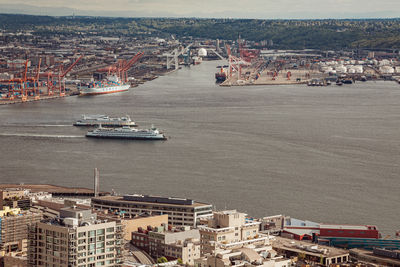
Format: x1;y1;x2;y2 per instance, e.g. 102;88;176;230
336;65;347;73
348;68;356;74
198;48;207;57
380;66;395;74
354;65;363;73
380;59;390;66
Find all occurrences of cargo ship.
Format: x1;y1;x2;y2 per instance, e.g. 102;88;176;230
73;115;137;127
79;75;130;96
86;125;166;140
215;66;227;82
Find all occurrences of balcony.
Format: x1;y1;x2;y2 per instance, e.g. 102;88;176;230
198;226;234;233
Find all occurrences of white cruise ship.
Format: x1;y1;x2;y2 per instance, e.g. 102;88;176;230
86;125;166;140
79;75;130;96
73;115;137;127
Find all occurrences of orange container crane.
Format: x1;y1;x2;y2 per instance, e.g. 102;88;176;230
96;52;144;82
47;55;83;96
0;59;29;101
120;52;144;82
23;58;42;100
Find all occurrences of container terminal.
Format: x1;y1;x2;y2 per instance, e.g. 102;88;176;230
219;41;400;87
0;33;223;105
1;31;399;105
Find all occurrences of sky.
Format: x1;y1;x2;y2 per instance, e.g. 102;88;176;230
1;0;399;19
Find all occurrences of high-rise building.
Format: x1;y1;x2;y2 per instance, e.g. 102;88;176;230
28;206;123;267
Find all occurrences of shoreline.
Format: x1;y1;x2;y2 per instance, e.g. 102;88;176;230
0;67;178;106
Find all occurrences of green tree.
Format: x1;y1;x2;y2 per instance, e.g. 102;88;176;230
157;257;168;263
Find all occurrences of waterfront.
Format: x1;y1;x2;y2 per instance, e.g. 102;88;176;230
0;60;399;234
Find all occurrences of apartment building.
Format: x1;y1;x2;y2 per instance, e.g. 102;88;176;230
0;189;31;210
198;210;261;255
91;194;213;227
0;206;41;256
95;210;168;241
132;225;201;265
28;207;123;267
164;238;201;265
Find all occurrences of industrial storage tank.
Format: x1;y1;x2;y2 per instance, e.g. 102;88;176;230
354;65;363;73
198;48;207;57
380;66;394;74
348;68;356;74
336;65;347;73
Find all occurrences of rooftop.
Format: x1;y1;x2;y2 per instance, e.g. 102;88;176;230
272;236;349;258
123;194;194;205
92;195;211;208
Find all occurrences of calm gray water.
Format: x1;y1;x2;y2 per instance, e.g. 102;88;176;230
0;60;399;235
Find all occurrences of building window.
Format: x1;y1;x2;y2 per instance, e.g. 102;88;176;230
97;229;105;235
78;232;86;238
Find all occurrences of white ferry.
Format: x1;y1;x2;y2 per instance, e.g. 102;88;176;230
86;125;166;140
79;75;130;96
73;115;137;127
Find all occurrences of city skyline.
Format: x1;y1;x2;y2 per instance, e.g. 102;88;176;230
1;0;400;19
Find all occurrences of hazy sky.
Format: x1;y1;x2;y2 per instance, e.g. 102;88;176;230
1;0;400;18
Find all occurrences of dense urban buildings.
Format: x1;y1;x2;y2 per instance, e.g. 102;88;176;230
0;183;397;266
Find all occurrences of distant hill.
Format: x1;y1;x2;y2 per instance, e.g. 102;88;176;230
0;14;399;50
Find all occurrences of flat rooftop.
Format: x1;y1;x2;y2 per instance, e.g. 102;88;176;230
92;195;211;208
272;236;348;258
124;194;194;205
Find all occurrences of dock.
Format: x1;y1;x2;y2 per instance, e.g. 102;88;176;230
0;184;109;197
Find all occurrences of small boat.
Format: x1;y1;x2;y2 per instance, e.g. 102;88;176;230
342;79;353;84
